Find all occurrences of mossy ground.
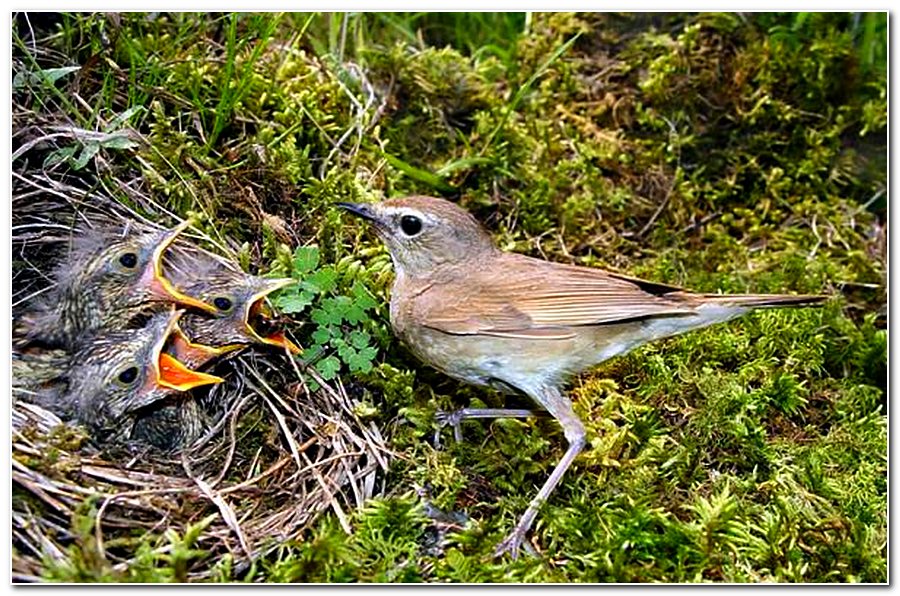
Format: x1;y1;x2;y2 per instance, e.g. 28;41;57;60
12;12;886;582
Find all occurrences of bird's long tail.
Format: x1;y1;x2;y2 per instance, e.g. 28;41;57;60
594;291;828;362
693;293;828;309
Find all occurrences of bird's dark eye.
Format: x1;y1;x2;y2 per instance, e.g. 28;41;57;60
117;366;139;385
118;252;139;269
214;296;233;312
400;215;422;236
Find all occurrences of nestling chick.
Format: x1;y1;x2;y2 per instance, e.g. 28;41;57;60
12;346;70;395
125;306;221;451
23;309;223;442
130;394;211;451
161;247;301;367
17;220;218;351
125;249;300;451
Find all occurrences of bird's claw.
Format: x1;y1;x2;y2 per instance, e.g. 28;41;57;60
435;409;465;427
493;527;537;560
433;409;465;447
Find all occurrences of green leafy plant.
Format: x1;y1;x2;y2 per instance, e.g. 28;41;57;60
41;106;143;170
12;65;81;90
273;245;380;385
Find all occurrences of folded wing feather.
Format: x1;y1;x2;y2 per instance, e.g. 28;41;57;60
419;253;697;339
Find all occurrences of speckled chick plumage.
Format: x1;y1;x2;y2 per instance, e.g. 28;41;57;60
27;311;213;442
17;222;215;351
162;246;297;365
130;396;210;451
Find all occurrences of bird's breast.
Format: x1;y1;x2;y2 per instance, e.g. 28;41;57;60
392;320;586;391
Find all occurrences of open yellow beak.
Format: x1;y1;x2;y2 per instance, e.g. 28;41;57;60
150;309;224;391
245;278;303;355
147;220;219;314
157;353;224;391
256;329;303;355
170;324;241;369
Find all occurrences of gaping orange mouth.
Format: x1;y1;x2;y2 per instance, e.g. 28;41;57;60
169;323;241;369
244;279;302;354
156;352;224;391
150;309;224;391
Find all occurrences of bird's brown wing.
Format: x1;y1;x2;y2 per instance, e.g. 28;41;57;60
419;253;696;339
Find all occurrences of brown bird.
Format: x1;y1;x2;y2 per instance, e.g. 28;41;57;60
21;309;223;442
17;220;218;350
339;195;826;558
161;247;301;367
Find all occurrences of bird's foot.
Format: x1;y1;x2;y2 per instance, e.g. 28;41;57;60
493;527;537;560
433;409;465;447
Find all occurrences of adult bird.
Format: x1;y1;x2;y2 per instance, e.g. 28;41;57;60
339;195;826;558
16;220;218;351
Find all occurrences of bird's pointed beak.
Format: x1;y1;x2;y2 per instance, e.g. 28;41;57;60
259;329;301;354
337;202;379;224
244;278;303;355
146;220;219;314
156;352;224;391
150;309;224;391
169;323;241;369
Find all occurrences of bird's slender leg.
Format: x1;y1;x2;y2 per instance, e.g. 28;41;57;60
434;408;547;445
494;386;586;559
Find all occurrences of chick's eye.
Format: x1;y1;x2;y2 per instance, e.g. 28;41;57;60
214;296;233;312
400;215;422;236
118;252;139;269
117;366;139;385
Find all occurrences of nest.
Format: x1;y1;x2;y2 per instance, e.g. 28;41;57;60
11;159;392;582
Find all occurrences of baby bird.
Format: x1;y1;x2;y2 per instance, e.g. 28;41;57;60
129;394;211;451
161;247;301;366
17;220;218;351
22;309;223;442
126;313;222;451
12;346;70;396
126;250;300;451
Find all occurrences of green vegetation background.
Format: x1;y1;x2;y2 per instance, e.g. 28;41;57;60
12;12;886;582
